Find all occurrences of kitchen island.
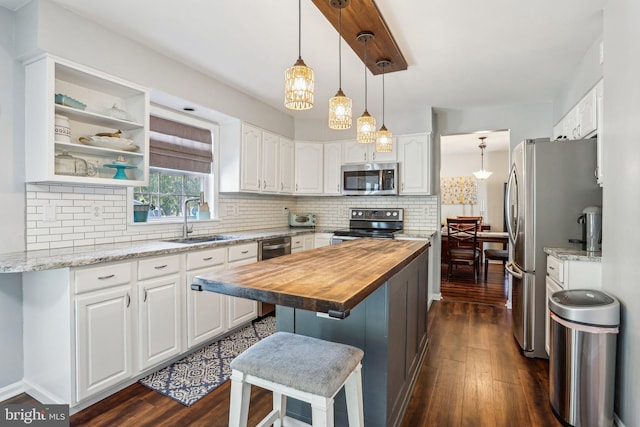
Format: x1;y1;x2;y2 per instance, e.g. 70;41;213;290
193;238;430;427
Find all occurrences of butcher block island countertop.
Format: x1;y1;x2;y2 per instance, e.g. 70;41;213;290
192;238;429;318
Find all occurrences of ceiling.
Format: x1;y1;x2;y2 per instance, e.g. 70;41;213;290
441;130;510;155
2;0;606;125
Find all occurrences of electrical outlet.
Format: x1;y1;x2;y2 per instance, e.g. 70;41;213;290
283;207;289;214
43;204;57;223
90;203;103;221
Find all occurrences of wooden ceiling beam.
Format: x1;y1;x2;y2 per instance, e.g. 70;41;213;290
312;0;408;75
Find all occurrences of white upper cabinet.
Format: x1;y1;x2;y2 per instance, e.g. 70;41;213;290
221;122;293;195
25;55;149;186
323;142;342;195
261;131;280;193
294;142;324;194
280;137;295;193
397;133;432;195
595;80;604;186
240;123;262;192
342;140;396;164
553;81;600;141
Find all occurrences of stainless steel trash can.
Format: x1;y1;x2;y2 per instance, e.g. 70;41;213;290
549;289;620;427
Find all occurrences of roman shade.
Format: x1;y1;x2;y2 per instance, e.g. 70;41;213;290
149;116;213;174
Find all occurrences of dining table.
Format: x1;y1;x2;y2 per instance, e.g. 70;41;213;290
440;228;509;263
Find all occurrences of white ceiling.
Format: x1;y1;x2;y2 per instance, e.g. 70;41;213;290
2;0;606;125
441;130;510;155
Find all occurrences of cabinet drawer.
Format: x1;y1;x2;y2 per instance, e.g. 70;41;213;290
546;256;564;284
138;255;181;281
228;243;257;262
291;236;304;249
74;262;133;294
187;248;226;271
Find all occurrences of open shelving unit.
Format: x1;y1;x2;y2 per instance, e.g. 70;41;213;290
25;55;150;186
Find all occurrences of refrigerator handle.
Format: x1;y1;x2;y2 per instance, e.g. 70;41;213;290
505;261;524;279
505;163;520;245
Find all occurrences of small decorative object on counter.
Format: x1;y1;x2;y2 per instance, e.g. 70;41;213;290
197;192;210;219
133;202;150;223
54;114;71;143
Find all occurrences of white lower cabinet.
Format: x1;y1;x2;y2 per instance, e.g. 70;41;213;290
292;233;315;253
315;233;333;248
186;248;227;348
227;243;258;329
75;284;133;401
137;255;183;371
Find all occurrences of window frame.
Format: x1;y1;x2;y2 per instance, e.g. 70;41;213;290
127;105;219;226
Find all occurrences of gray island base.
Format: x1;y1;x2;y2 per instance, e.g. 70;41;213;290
193;239;430;426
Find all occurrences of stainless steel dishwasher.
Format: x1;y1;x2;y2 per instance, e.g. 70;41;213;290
257;236;291;316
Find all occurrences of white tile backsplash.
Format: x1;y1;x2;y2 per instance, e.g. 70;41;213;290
25;183;438;250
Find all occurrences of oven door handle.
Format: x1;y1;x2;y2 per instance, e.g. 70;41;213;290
262;243;291;250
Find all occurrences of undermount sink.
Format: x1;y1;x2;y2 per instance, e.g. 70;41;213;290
164;235;237;244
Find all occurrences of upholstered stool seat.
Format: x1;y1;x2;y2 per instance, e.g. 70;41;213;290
484;249;508;280
228;331;364;427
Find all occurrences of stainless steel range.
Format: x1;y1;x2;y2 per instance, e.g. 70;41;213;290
331;208;404;244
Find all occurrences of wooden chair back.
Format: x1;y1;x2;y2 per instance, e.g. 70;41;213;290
446;218;480;251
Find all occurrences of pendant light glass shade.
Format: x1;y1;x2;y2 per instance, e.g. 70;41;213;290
357;111;377;143
356;32;376;144
375;59;392;152
376;124;393;152
328;3;352;130
285;0;314;110
473;137;493;180
329;89;352;129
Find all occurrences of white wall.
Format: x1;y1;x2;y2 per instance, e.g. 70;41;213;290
440;150;509;231
602;1;640;425
0;5;25;391
553;35;604;123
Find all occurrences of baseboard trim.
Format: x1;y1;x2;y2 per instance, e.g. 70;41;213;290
0;381;25;402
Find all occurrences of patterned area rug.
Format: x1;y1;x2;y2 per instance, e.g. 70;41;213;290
139;315;276;406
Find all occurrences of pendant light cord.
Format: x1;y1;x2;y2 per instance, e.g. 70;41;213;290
381;62;385;125
363;37;368;110
338;6;342;90
297;0;302;59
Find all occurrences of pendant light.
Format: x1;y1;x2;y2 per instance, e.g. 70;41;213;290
328;0;352;130
375;59;393;152
284;0;314;110
356;31;376;144
473;136;493;180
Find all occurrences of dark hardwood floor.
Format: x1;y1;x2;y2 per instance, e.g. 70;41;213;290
4;264;560;426
441;261;509;306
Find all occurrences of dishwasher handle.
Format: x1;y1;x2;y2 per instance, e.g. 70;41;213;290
505;261;524;279
262;242;291;250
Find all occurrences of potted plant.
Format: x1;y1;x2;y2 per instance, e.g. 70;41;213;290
133;199;152;223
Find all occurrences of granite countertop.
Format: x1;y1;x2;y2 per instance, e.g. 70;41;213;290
193;239;430;317
0;227;435;273
0;227;329;273
544;247;602;262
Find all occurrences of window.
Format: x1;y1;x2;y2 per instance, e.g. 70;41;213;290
132;106;217;223
134;169;208;220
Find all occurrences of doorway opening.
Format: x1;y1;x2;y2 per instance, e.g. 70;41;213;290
439;129;510;306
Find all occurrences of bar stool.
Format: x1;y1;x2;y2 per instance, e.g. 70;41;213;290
228;331;364;427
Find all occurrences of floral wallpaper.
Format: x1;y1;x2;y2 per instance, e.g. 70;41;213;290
441;176;478;205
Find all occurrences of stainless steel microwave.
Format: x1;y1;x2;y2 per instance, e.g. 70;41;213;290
341;163;398;196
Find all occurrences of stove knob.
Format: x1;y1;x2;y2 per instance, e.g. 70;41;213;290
386;211;391;216
352;211;357;216
392;212;398;216
358;211;363;216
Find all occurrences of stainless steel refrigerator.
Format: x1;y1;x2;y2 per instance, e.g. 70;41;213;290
505;138;602;358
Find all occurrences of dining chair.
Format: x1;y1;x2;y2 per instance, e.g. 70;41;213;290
446;218;481;284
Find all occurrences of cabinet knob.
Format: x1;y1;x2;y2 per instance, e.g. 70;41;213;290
364;153;366;161
202;256;213;261
98;274;115;280
143;289;148;302
281;182;284;191
296;183;298;192
372;152;376;160
126;292;131;308
154;264;168;270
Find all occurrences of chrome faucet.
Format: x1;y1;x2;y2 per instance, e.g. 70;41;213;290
183;197;202;239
